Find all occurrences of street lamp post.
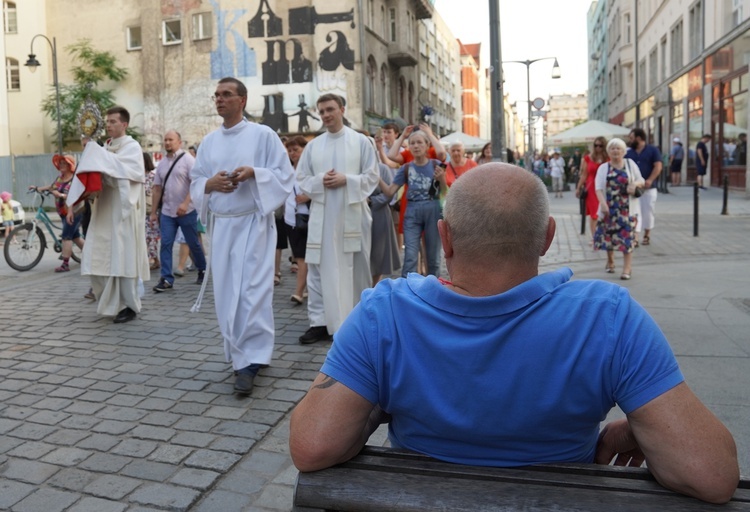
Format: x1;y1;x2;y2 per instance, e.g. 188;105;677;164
503;57;561;168
25;34;63;155
489;0;506;162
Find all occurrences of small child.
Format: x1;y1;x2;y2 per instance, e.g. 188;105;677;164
1;191;14;238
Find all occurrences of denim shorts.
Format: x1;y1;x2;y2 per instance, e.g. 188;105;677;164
61;213;82;240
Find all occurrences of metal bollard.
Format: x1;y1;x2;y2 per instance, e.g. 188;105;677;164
721;175;729;215
580;191;586;235
693;182;699;237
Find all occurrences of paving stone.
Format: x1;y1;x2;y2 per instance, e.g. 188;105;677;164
46;468;98;492
26;409;71;426
77;390;115;402
171;432;217;448
140;412;181;427
0;417;22;433
203;405;247;420
130;425;175;441
241;408;287;426
0;458;60;484
191;490;252;512
84;474;142;500
41;447;93;466
173;416;221;432
215;469;267;494
135;397;177;411
11;487;79;512
67;496;128;512
65;377;97;388
209;436;257;454
121;459;179;481
169;467;220;490
169;402;210;415
239;449;290;476
7;441;57;460
105;394;146;407
111;439;158;458
212;420;270;440
77;433;120;451
6;422;57;441
148;444;194;464
90;420;136;435
78;453;132;473
45;429;91;446
96;406;149;421
253;483;294;511
129;483;201;511
47;386;88;398
0;435;24;455
61;415;101;430
0;479;36;509
184;449;242;472
63;402;106;415
150;388;187;400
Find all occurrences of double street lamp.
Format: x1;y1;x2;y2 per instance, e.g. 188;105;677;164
25;34;63;155
502;57;561;168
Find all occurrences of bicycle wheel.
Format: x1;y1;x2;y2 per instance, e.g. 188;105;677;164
4;223;46;271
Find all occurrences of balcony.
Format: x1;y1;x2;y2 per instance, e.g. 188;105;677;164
413;0;434;19
388;41;418;67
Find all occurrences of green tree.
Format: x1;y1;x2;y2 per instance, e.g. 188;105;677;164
41;39;137;149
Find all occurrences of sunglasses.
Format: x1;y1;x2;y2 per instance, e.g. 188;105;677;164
594;144;604;147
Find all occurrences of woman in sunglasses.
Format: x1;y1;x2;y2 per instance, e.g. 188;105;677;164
576;136;608;238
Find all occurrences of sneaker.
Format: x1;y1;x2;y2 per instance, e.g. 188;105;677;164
54;263;70;272
153;278;173;292
173;268;185;277
195;270;205;285
299;326;332;345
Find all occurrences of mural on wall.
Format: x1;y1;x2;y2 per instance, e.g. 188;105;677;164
261;39;313;85
288;6;355;35
318;31;355;72
262;93;288;133
210;0;257;79
247;0;282;38
287;95;320;133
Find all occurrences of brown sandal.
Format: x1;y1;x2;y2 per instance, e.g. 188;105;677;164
642;235;650;246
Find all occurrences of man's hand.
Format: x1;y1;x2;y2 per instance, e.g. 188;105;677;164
230;166;255;184
176;202;189;216
206;171;238;194
149;211;159;224
595;418;645;467
644;180;653;189
323;170;347;189
295;193;310;204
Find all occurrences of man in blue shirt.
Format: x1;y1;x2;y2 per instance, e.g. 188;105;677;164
626;128;662;246
290;163;739;504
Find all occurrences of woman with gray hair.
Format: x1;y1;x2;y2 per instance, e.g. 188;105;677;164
446;141;477;187
593;137;644;280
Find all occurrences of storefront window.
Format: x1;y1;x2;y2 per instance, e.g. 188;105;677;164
705;28;750;84
688;96;703;167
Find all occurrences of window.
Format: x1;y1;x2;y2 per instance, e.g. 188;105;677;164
380;64;389;114
368;0;375;27
638;58;647;97
732;0;743;28
389;8;396;42
670;19;683;74
5;57;19;91
660;37;667;81
127;26;142;51
688;1;702;60
192;12;212;40
649;45;658;91
381;6;386;39
3;1;16;33
162;19;182;45
366;56;377;112
623;12;631;44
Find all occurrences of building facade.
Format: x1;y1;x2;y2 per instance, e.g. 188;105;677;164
587;0;608;122
545;93;589;139
600;0;750;193
458;40;479;137
4;0;445;155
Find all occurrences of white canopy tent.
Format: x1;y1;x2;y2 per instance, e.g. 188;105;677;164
439;132;489;153
547;120;631;147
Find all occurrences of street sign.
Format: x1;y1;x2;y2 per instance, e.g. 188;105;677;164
532;97;546;110
531;111;546;117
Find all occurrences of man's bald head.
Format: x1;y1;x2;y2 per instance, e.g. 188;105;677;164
163;130;182;155
443;163;551;264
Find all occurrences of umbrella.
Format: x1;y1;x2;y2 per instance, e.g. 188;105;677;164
547;120;631;146
439;132;490;152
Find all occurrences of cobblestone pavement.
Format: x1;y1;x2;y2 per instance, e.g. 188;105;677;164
1;187;749;511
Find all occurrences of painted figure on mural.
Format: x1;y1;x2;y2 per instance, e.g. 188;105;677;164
288;95;320;133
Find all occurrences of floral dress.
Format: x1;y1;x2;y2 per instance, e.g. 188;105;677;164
593;164;635;254
144;170;160;260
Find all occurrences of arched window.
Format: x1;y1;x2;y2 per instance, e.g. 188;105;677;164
380;64;389;115
366;56;377;112
5;57;19;91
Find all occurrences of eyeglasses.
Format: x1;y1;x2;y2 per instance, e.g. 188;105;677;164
211;92;242;102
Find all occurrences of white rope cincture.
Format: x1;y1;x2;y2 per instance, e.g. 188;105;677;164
190;207;258;313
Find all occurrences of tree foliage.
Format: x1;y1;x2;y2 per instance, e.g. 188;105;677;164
41;39;137;149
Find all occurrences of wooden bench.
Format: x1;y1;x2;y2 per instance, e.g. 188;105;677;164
294;446;750;511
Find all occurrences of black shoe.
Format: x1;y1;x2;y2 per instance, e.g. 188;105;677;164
196;270;205;285
113;307;136;324
153;278;173;292
299;326;332;344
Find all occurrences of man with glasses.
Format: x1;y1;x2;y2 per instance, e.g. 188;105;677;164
189;77;295;396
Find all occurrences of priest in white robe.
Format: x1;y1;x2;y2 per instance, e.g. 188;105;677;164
190;77;295;396
296;94;380;344
67;106;148;324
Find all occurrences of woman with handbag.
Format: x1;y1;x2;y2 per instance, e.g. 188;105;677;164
576;136;608;239
593;138;644;280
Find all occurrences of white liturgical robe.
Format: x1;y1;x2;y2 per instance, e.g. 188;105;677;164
190;120;294;369
296;126;380;333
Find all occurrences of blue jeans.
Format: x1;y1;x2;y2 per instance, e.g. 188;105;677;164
159;210;206;283
402;199;442;278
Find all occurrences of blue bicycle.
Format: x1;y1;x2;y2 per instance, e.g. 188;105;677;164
3;189;82;271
